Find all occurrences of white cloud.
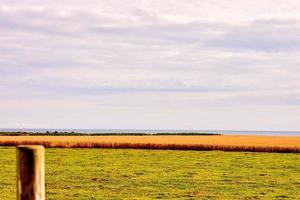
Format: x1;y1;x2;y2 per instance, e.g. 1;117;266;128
1;0;300;130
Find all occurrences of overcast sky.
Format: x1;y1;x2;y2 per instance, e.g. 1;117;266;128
1;0;300;130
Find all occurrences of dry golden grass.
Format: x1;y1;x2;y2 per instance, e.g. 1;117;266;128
0;135;299;153
0;135;299;147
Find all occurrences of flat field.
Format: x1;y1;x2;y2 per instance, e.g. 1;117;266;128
0;135;300;147
1;147;299;199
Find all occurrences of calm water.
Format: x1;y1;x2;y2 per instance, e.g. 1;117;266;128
1;128;300;136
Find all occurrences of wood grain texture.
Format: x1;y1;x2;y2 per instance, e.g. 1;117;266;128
17;145;45;200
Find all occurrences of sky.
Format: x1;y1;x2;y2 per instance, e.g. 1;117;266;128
1;0;300;131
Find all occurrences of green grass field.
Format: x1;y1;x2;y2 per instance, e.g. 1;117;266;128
0;147;299;199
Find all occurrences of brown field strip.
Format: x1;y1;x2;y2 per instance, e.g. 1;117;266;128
0;135;299;153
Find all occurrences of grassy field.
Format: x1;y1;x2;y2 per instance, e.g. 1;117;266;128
1;135;300;147
1;135;300;153
1;147;299;199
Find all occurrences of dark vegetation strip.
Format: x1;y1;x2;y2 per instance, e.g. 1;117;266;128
0;140;299;153
0;132;221;136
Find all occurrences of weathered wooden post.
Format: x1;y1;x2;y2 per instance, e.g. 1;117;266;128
17;145;45;200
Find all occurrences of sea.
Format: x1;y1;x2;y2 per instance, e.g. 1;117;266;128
0;129;300;136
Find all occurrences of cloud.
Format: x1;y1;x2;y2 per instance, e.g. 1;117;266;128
1;1;300;130
209;20;300;52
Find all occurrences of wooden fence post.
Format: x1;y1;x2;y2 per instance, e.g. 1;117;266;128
17;145;45;200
